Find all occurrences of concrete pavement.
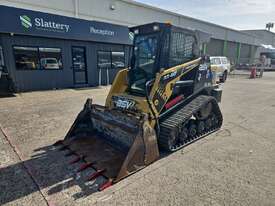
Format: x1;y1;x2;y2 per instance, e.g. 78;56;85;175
0;74;275;206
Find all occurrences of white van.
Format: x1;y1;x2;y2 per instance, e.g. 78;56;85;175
41;58;59;70
210;56;230;82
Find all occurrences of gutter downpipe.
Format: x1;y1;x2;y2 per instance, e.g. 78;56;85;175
75;0;79;18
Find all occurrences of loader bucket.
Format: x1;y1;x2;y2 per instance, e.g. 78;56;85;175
55;98;159;190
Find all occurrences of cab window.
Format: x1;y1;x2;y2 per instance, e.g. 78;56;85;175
221;58;228;64
169;32;195;67
210;58;221;65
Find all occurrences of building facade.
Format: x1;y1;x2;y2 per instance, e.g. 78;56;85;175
242;30;275;65
0;5;132;92
0;0;269;92
242;30;275;47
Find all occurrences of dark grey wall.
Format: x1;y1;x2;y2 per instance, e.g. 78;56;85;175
240;43;251;63
0;33;130;92
227;41;238;63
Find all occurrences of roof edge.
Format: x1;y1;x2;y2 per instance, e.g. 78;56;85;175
120;0;256;35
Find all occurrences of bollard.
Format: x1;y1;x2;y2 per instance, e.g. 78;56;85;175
250;67;256;79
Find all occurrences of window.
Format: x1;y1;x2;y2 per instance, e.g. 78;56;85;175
13;46;63;70
221;58;227;64
97;51;111;86
221;57;230;64
129;34;158;94
97;51;125;70
169;32;195;67
160;33;170;69
133;35;158;79
98;51;112;70
112;52;125;68
97;51;125;85
13;46;39;70
39;48;62;70
210;58;221;65
134;36;157;69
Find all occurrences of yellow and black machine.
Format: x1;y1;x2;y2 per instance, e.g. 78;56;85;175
55;22;223;191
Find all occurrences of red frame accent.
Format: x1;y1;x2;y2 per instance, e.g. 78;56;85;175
77;162;94;172
87;169;106;181
69;156;82;164
164;95;184;110
99;179;113;191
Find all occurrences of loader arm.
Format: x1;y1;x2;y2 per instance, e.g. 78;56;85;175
105;68;129;108
149;58;201;116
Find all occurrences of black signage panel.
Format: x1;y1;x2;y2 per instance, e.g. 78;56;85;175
0;5;132;45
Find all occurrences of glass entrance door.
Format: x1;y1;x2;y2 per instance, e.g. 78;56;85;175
71;46;88;85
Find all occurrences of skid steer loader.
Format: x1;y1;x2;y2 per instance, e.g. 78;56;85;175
54;23;223;191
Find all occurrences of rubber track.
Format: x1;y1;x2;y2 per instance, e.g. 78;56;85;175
158;95;223;152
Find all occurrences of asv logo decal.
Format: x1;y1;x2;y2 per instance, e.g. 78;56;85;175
163;71;177;81
113;97;136;110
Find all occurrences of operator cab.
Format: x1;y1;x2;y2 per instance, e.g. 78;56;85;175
128;22;200;95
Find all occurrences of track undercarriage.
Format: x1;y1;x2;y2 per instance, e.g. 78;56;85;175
159;95;223;151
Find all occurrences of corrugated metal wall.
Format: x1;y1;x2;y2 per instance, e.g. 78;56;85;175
205;39;254;64
206;39;224;56
240;43;251;63
227;41;238;63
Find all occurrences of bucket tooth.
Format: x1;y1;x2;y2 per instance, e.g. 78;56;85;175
53;140;64;146
59;145;68;151
69;155;84;164
98;179;113;191
65;151;75;157
59;102;160;187
87;169;106;181
77;162;94;172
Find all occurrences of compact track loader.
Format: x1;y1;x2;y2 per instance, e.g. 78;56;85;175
55;23;223;191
